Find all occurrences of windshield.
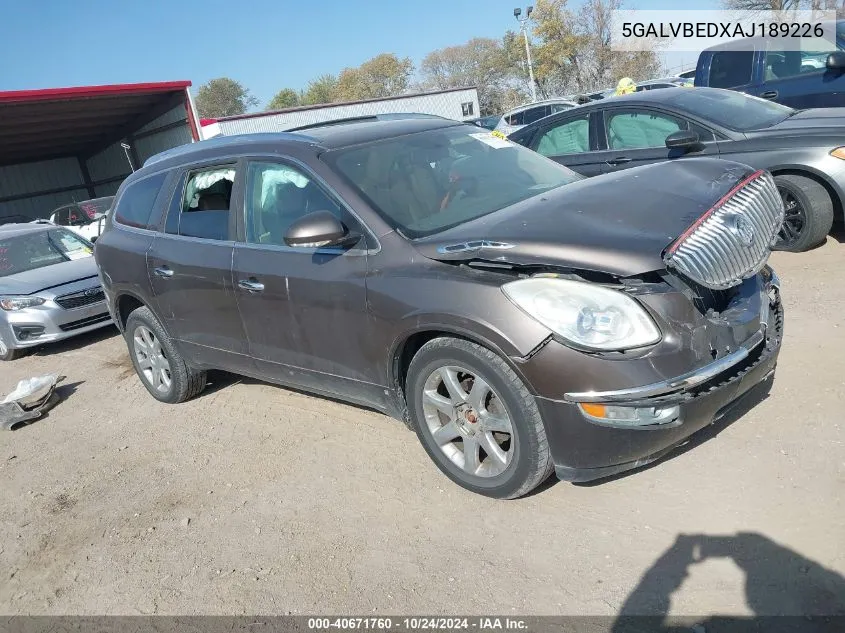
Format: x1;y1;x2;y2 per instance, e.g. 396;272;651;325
326;125;581;238
664;89;793;131
0;228;93;277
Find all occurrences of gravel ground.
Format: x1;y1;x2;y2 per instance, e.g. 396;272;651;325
1;240;843;618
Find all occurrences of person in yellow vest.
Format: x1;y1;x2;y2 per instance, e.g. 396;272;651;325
614;77;637;96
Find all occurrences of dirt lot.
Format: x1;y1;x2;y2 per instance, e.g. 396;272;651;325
1;240;844;618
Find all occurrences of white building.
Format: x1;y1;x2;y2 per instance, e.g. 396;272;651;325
200;87;480;138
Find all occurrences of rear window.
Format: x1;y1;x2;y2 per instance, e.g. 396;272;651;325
0;228;93;277
114;173;167;230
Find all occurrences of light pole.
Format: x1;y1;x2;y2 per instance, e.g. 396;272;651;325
514;6;538;102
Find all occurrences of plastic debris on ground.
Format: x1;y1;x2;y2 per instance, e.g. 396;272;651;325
0;374;66;430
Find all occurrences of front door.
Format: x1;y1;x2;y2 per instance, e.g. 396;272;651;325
594;107;720;175
231;158;379;407
756;42;845;108
147;162;252;372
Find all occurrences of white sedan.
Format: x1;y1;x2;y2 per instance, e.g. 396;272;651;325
48;196;114;242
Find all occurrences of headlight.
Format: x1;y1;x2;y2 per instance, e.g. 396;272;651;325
0;296;46;311
502;277;661;351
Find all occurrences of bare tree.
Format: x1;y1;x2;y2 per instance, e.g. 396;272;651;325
420;38;522;114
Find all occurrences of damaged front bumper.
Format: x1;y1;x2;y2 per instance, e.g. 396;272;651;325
518;269;783;483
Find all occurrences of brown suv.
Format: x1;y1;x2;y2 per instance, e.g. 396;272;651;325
94;117;784;498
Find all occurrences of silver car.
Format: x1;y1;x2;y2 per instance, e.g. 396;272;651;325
0;223;113;361
494;98;579;136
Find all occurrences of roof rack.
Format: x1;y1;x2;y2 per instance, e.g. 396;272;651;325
285;112;447;132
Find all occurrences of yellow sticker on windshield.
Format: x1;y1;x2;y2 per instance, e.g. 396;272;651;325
491;130;507;140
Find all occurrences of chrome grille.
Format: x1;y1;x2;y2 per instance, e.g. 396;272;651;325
55;286;105;310
664;171;784;290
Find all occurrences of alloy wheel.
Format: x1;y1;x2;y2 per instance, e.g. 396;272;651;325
777;188;806;249
133;325;172;395
421;365;515;478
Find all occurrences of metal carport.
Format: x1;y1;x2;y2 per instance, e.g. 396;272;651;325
0;81;200;220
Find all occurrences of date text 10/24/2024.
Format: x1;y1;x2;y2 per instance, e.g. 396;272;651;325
307;618;528;631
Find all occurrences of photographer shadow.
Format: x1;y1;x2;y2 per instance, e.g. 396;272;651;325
612;533;845;633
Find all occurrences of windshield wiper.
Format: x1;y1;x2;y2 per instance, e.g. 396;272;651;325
46;233;71;262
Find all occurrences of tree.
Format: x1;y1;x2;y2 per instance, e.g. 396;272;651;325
301;74;339;105
334;53;414;101
420;38;522;115
525;0;662;96
267;88;300;110
722;0;803;10
195;78;258;118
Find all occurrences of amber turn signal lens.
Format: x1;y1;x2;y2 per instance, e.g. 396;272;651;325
830;147;845;160
579;403;607;418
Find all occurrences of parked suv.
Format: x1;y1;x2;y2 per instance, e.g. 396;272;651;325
95;119;784;498
694;21;845;108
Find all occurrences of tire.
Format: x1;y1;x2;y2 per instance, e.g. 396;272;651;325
405;337;553;499
124;306;206;403
774;174;834;253
0;330;25;362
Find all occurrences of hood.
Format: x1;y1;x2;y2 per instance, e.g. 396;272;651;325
414;158;755;278
753;107;845;135
0;256;99;296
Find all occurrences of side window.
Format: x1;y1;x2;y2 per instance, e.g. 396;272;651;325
606;109;683;150
708;50;754;88
535;115;591;156
505;110;525;126
244;161;344;247
550;102;573;114
52;209;69;225
523;105;551;125
178;165;236;241
164;171;187;235
689;121;715;142
114;172;167;229
68;207;85;226
766;38;839;80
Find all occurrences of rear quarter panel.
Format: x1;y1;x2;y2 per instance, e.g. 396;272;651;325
94;222;158;330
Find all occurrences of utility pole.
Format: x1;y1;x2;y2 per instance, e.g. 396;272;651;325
514;6;538;102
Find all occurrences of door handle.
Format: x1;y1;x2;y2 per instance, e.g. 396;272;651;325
605;157;632;166
153;266;174;278
760;90;778;100
238;279;265;292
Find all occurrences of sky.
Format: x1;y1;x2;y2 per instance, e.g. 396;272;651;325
0;0;717;108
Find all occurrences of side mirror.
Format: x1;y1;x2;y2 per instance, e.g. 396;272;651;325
826;51;845;70
283;210;358;248
665;130;701;152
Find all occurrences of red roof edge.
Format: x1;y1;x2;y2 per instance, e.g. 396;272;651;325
200;118;218;126
0;81;193;104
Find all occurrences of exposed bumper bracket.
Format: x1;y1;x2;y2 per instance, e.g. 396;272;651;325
564;329;765;404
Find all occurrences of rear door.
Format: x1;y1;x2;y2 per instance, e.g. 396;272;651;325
231;157;378;407
593;106;720;175
525;110;604;176
147;162;252;372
